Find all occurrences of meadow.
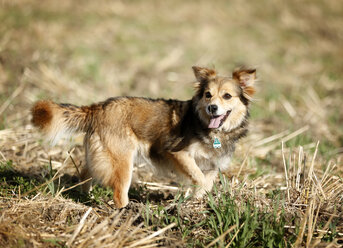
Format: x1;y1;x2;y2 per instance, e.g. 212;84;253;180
0;0;342;247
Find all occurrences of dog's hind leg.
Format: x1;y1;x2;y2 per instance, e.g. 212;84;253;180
108;149;134;208
80;166;93;193
83;132;134;208
80;135;93;193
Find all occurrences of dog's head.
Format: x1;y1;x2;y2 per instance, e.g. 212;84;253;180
192;66;256;131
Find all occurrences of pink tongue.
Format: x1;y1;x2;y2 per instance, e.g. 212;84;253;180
208;115;225;128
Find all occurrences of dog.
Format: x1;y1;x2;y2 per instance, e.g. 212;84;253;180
31;66;256;208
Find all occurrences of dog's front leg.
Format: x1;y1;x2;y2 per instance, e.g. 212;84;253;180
168;151;210;199
203;170;218;193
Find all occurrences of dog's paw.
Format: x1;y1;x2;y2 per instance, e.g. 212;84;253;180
193;187;208;199
192;180;215;199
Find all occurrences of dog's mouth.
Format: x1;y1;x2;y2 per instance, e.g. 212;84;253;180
208;110;231;129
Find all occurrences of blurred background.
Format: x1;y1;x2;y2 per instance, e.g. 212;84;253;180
0;0;342;177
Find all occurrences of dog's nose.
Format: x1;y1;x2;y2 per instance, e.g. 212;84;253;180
207;104;218;114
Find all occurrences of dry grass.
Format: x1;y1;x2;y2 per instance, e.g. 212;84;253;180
0;0;343;247
0;195;178;247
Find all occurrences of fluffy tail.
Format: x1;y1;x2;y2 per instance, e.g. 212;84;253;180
31;100;92;145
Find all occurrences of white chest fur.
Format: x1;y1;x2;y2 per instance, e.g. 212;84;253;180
187;142;232;172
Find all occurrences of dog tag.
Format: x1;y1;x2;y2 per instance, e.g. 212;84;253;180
213;137;221;149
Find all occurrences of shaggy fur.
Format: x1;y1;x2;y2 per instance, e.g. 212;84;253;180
31;66;256;208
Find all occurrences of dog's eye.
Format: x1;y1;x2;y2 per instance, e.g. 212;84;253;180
205;92;212;98
223;93;232;100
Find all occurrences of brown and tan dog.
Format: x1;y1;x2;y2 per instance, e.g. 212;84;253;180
31;66;256;208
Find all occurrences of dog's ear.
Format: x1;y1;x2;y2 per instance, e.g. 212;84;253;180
192;66;216;82
233;68;256;97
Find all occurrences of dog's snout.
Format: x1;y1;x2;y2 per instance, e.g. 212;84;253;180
207;104;218;114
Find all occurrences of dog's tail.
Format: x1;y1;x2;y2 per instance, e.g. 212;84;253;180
31;100;93;145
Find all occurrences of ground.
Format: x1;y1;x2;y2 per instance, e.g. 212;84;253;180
0;0;342;247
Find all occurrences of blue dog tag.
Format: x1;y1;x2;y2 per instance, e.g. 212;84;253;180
213;137;221;149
